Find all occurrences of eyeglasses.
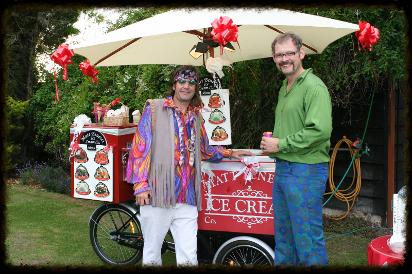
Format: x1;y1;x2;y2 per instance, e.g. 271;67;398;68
274;50;299;60
177;79;197;86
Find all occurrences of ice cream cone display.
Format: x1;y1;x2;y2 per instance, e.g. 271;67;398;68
94;165;110;181
208;93;224;108
94;149;109;165
208;109;226;124
75;164;89;180
94;182;110;198
75;181;91;195
211;126;229;141
74;147;88;163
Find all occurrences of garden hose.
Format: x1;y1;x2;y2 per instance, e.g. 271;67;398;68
323;88;375;220
324;136;362;220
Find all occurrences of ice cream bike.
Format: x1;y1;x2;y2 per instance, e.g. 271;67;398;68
64;7;362;267
70;83;276;266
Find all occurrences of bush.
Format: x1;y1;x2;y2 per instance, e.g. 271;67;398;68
37;166;71;194
16;162;71;194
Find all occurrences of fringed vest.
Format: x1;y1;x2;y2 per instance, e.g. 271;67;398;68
146;99;203;211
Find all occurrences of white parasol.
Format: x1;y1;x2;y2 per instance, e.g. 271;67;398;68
71;8;359;67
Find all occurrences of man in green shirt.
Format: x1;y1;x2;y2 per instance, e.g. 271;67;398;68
260;32;332;266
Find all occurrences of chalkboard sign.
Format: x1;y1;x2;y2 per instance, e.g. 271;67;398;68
199;75;221;96
80;130;107;151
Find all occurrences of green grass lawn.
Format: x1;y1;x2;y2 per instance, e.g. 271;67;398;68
5;182;391;267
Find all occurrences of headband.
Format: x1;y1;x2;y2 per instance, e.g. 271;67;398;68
174;69;198;82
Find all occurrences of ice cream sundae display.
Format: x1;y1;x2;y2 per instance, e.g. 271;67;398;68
208;93;224;108
208;109;226;124
75;181;91;195
94;149;109;165
94;182;110;198
74;147;88;163
75;164;89;180
94;165;110;181
211;126;229;141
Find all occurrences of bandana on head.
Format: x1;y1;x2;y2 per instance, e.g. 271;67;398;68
174;69;198;82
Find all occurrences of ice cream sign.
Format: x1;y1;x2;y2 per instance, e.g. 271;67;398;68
200;89;232;145
80;130;107;150
73;130;113;202
199;158;276;235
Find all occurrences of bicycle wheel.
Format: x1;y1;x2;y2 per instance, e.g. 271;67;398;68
89;203;143;265
213;239;273;266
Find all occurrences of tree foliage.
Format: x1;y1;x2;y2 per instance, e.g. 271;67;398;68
4;7;80;175
6;7;409;172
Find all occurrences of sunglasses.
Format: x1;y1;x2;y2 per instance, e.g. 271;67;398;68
176;79;197;86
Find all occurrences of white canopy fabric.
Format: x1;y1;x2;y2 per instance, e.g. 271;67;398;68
72;8;359;67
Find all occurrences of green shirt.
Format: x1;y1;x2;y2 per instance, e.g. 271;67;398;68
271;68;332;163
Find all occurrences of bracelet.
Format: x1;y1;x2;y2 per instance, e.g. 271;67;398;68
223;149;233;159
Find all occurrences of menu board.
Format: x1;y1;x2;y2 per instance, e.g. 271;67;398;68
200;89;232;145
72;130;114;202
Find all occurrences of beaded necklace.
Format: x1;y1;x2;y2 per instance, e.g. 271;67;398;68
173;110;196;166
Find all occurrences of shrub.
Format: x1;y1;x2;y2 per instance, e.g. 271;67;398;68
16;162;71;194
37;166;71;194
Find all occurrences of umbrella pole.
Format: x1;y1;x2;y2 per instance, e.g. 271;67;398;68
93;38;141;67
208;46;214;58
264;25;318;53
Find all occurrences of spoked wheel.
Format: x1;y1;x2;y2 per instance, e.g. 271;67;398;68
214;239;274;266
89;203;143;265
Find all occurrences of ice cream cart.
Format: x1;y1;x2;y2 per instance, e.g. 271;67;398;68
198;155;275;264
76;84;276;266
84;145;276;266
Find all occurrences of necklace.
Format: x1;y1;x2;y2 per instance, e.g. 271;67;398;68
174;110;196;166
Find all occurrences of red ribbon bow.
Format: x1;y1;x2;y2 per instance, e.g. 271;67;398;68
211;16;239;55
69;140;80;159
355;21;380;51
79;59;99;83
110;97;122;107
50;43;74;81
233;158;260;182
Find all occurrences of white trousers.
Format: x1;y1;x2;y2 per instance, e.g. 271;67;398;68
139;203;198;266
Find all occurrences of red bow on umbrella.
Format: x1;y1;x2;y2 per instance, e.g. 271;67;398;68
355;21;380;51
79;59;99;83
211;16;239;55
50;43;74;80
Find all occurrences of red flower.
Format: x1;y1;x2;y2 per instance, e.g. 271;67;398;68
110;97;122;107
79;59;99;83
355;21;380;51
50;43;74;80
211;16;238;55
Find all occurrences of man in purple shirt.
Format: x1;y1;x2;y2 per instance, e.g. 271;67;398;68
126;65;252;266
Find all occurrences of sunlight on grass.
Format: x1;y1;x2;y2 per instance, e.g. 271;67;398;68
6;183;390;267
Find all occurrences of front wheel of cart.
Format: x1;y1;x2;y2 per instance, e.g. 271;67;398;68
213;237;274;266
89;203;143;266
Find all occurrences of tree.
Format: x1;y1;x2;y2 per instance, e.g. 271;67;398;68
14;7;410;171
4;7;80;174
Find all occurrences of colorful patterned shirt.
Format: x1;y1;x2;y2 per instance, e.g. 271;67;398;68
126;97;228;206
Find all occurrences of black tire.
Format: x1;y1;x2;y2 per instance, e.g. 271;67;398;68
89;203;143;265
214;239;273;266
